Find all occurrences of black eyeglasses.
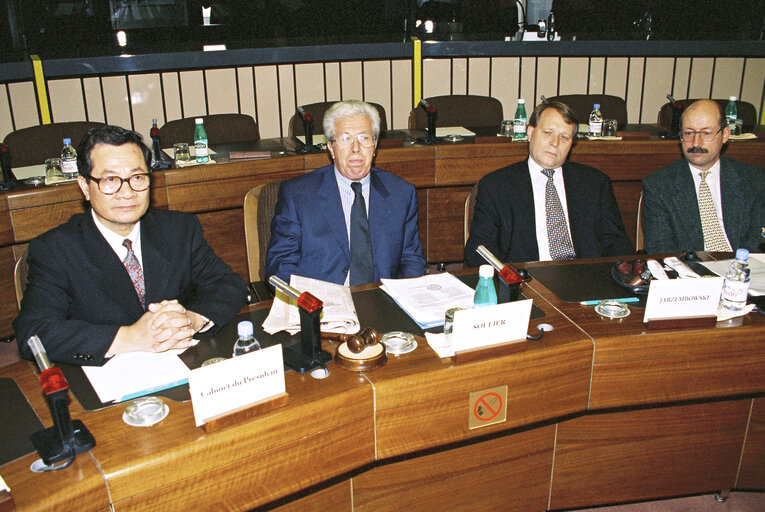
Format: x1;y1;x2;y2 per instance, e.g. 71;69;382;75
680;127;724;142
89;173;151;195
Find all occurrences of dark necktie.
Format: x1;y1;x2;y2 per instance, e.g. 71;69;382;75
697;171;731;251
349;182;374;285
123;239;146;308
541;169;576;260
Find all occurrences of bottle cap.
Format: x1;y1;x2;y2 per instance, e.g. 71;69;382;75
593;104;600;110
517;98;525;104
63;138;71;145
729;96;736;101
237;320;254;337
195;118;203;124
479;264;494;279
735;248;749;261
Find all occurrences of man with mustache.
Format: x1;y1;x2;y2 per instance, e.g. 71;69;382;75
642;99;765;253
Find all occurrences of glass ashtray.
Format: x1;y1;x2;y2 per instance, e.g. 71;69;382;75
123;396;169;427
594;299;631;319
380;331;417;355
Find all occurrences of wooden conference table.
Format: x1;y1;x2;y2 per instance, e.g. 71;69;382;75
2;255;765;511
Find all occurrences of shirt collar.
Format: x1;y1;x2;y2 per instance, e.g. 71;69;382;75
91;209;141;253
334;167;371;190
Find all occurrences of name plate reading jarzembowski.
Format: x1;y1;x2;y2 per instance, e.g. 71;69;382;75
452;299;533;353
189;345;285;427
643;277;723;323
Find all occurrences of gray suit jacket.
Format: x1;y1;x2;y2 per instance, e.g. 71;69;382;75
642;157;765;254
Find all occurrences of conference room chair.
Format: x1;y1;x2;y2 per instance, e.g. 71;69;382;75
14;250;28;310
657;99;758;133
408;94;504;131
158;113;260;147
2;121;105;167
635;190;645;253
464;183;480;246
288;101;388;137
547;94;628;127
243;181;281;303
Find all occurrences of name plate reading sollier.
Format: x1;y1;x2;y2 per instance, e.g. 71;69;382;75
452;299;533;352
643;277;723;323
189;345;285;427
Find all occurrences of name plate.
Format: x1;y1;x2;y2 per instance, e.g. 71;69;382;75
452;299;533;352
189;345;285;427
643;277;723;323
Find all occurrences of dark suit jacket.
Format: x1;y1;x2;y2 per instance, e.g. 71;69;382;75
465;160;633;266
642;156;765;254
13;209;247;366
265;165;426;285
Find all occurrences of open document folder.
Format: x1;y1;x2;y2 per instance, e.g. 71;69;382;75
380;273;475;329
262;275;360;335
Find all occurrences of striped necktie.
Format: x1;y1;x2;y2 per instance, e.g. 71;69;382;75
122;239;146;308
697;171;731;252
542;169;576;260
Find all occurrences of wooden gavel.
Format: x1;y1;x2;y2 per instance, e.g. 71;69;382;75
322;327;379;354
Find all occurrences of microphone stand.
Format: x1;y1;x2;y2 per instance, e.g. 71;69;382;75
268;276;332;373
296;107;319;154
417;99;437;145
475;245;526;304
0;143;19;191
27;335;95;470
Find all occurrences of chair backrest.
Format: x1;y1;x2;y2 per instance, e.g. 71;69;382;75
2;121;105;167
657;99;758;132
288;101;388;137
159;113;260;147
464;182;480;246
14;251;28;310
243;181;282;283
547;94;628;127
635;190;644;253
409;95;505;130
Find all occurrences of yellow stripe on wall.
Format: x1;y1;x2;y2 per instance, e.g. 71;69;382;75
411;37;421;108
30;55;51;124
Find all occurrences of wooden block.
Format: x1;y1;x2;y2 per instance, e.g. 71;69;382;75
201;393;290;433
229;151;272;161
645;316;717;330
452;339;528;364
0;490;14;512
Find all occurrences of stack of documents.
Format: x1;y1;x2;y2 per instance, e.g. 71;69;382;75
263;275;360;335
700;253;765;296
380;273;475;328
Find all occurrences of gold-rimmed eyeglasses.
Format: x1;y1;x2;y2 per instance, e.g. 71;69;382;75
680;127;724;142
90;173;151;195
330;132;376;148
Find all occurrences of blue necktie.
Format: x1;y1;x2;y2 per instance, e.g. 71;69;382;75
349;182;374;285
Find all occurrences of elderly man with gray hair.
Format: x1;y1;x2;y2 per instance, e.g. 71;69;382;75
265;100;426;286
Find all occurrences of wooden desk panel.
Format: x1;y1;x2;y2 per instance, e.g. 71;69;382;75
551;400;750;510
366;284;593;459
352;425;555;512
737;397;765;489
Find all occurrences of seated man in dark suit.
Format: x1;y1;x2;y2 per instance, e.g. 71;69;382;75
465;100;633;266
642;99;765;254
14;125;247;366
266;99;426;286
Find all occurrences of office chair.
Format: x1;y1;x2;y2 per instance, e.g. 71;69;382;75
288;101;388;137
409;95;504;130
14;250;28;310
635;190;645;253
464;182;480;246
3;121;105;167
547;94;628;127
159;113;260;147
243;181;282;302
657;99;758;133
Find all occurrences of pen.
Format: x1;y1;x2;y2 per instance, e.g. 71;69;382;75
579;297;640;306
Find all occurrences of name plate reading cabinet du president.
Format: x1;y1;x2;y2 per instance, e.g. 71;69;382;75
189;345;287;429
451;299;533;362
643;277;724;329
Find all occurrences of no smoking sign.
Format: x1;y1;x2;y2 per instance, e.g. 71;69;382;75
469;385;508;429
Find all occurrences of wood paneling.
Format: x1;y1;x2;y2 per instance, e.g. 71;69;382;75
737;398;765;489
271;481;352;512
353;425;555;512
551;401;750;510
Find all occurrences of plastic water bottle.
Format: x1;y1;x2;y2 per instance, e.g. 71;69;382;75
61;138;78;179
588;104;603;137
719;248;751;312
513;99;527;140
474;264;498;307
725;96;738;126
194;118;209;163
232;320;261;356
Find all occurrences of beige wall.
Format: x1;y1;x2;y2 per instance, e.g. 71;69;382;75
1;56;763;147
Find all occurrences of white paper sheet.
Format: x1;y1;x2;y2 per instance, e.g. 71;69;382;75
380;273;475;328
699;253;765;296
435;126;475;137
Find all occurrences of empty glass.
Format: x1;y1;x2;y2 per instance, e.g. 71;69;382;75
173;142;191;161
603;119;618;137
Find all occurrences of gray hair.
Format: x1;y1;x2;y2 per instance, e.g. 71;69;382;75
323;100;381;140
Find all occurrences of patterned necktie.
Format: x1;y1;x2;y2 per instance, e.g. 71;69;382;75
541;169;576;260
697;171;731;252
349;182;374;285
122;239;146;308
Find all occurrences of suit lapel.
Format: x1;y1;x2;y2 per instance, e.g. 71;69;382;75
718;158;742;245
671;162;705;246
561;164;585;255
317;168;351;259
81;213;145;317
515;164;539;260
140;210;172;305
368;169;390;242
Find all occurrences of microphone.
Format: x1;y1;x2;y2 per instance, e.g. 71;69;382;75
0;143;19;190
419;99;437;143
666;94;684;138
27;335;95;469
475;245;526;303
268;275;322;313
296;106;316;153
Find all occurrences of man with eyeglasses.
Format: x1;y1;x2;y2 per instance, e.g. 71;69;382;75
266;100;426;286
465;100;633;266
642;99;765;254
14;125;247;365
